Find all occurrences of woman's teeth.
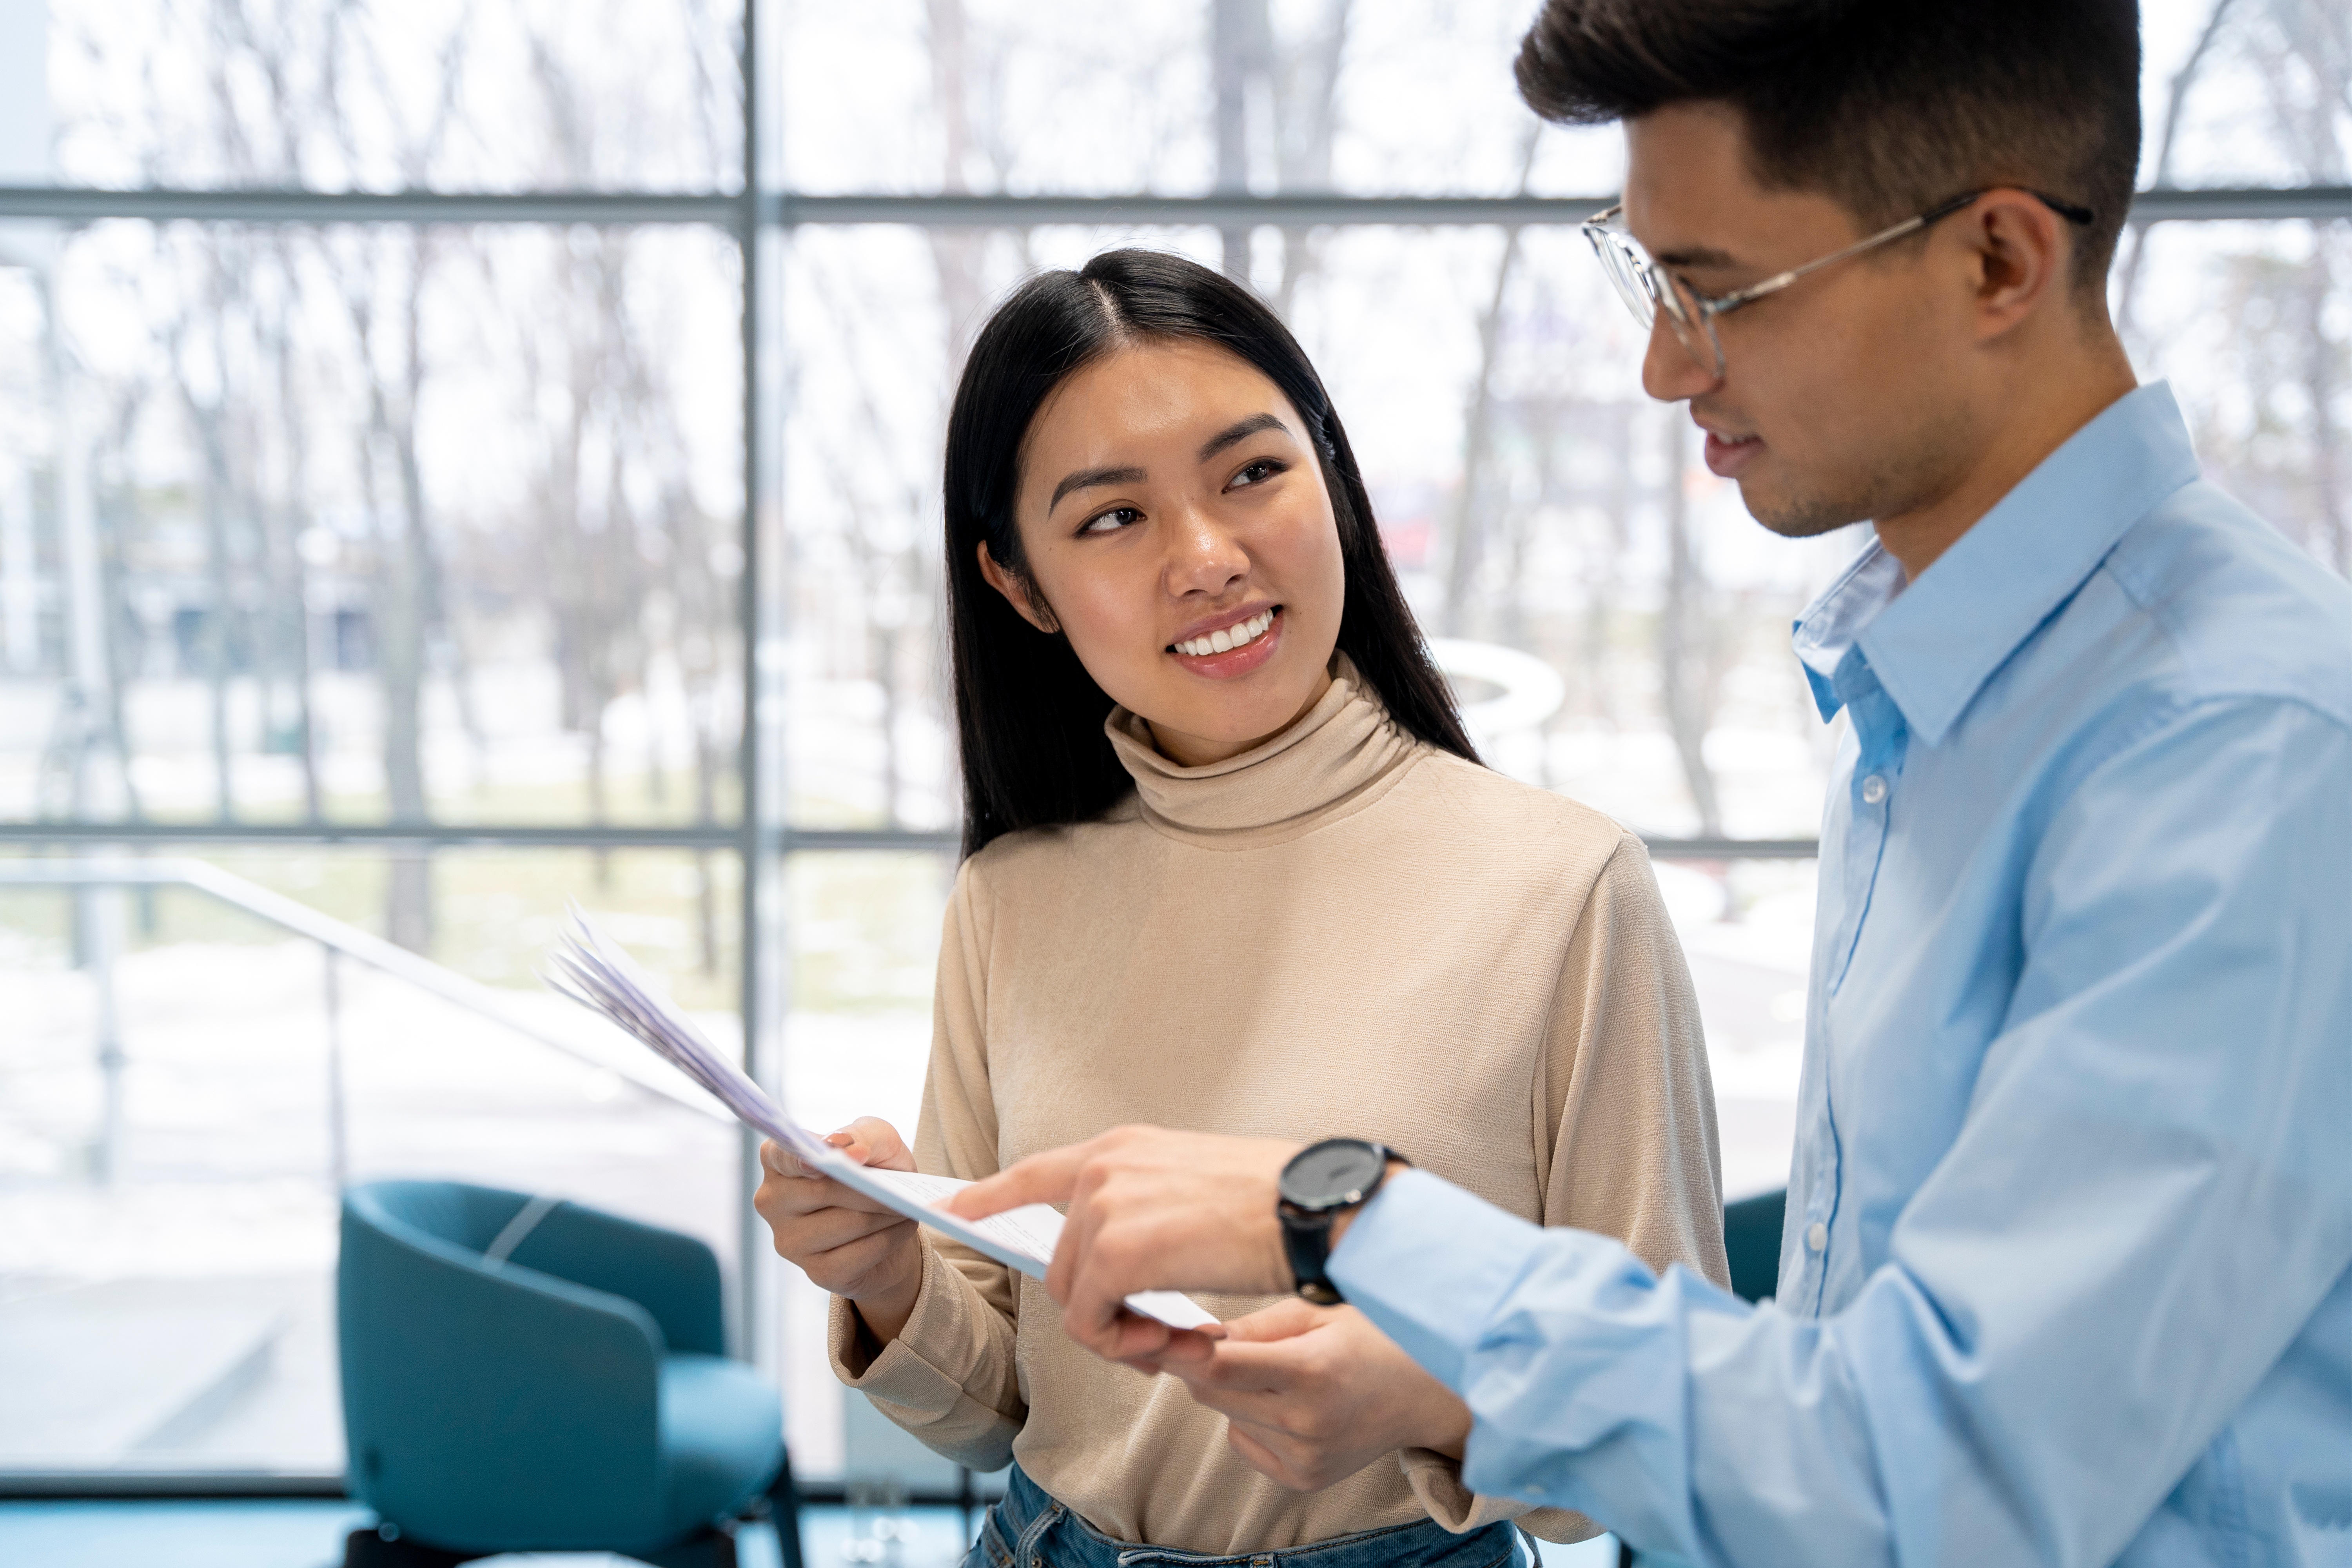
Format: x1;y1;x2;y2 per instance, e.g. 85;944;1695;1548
1174;609;1276;658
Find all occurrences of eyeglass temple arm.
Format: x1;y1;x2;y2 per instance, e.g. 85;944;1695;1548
1586;185;2096;319
1709;189;2091;313
1712;207;1945;312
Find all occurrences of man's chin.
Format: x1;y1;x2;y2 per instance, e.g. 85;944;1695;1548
1738;477;1871;541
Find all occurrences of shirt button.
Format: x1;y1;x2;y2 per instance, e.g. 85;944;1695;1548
1860;775;1888;804
1806;1221;1828;1253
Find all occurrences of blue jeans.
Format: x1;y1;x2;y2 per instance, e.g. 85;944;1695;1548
964;1466;1527;1568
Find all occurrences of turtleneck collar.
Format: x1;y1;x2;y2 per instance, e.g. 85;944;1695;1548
1102;654;1428;846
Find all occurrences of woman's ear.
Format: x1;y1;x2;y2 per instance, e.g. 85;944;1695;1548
977;541;1061;633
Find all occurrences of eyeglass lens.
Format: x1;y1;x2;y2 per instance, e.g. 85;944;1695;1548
1587;227;1720;379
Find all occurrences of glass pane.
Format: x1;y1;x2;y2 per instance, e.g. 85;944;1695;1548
0;220;745;829
35;0;742;193
2118;219;2350;577
2138;0;2350;189
775;0;2339;200
777;849;952;1483
780;221;1853;835
0;844;743;1476
772;0;1623;197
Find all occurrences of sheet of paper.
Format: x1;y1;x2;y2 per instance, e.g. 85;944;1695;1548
840;1163;1212;1331
544;907;1216;1332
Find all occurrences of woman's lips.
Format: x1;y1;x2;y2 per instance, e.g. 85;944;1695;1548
1170;606;1284;679
1703;429;1764;479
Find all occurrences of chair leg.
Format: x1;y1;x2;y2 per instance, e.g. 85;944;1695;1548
639;1523;739;1568
341;1526;480;1568
768;1446;807;1568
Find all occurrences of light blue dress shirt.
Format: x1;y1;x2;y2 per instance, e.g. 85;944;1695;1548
1330;385;2352;1567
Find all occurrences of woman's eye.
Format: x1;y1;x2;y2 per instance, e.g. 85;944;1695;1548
1079;506;1142;535
1228;458;1287;490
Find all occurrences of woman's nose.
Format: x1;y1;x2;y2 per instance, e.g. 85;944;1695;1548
1163;505;1250;596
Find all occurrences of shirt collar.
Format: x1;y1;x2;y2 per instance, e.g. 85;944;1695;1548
1792;381;2202;746
1793;546;1906;721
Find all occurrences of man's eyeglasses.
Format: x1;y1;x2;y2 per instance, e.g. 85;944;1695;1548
1583;189;2096;382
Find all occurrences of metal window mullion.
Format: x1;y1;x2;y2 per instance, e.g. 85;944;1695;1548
0;185;2342;228
0;188;742;223
735;0;779;1376
0;822;745;846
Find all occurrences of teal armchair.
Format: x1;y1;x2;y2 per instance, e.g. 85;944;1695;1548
338;1180;799;1568
1722;1187;1788;1305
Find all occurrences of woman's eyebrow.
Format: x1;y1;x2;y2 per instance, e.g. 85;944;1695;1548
1196;412;1290;463
1049;464;1148;514
1044;415;1290;514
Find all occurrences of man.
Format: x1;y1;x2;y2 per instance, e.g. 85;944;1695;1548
947;2;2352;1563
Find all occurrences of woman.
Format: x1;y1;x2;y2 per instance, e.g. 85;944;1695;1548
756;250;1725;1567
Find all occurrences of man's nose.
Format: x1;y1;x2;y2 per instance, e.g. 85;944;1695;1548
1165;504;1250;596
1641;312;1721;403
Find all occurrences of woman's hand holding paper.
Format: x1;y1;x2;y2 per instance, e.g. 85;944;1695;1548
1137;1299;1471;1492
754;1116;926;1345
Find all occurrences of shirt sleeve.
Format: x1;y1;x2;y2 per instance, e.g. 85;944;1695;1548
1333;698;2352;1568
1401;829;1728;1543
827;859;1027;1471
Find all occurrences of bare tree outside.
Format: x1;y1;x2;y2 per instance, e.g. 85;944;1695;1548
29;0;743;958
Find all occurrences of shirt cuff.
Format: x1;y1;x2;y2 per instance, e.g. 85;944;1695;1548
1327;1168;1557;1393
827;1241;987;1416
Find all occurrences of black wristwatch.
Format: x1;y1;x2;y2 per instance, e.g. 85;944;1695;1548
1277;1138;1406;1305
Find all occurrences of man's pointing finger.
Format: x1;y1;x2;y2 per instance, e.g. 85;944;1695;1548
941;1143;1091;1221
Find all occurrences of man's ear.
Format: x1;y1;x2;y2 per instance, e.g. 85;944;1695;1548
1961;189;2071;344
977;541;1060;633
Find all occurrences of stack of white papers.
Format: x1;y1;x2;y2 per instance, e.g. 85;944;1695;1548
544;907;1216;1331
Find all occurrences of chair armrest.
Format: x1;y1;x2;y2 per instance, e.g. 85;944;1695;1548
503;1202;729;1357
1722;1187;1788;1305
339;1207;671;1551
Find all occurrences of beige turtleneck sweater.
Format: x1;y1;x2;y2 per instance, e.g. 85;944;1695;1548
829;661;1726;1553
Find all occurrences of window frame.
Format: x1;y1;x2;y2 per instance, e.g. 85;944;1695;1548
0;2;2343;1494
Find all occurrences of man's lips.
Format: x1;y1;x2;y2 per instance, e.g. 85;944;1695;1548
1701;426;1764;479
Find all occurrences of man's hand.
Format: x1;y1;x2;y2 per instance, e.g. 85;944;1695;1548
941;1125;1301;1358
753;1117;924;1343
1135;1298;1472;1492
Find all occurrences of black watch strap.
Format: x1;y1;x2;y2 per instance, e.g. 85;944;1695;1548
1281;1208;1346;1306
1278;1140;1407;1305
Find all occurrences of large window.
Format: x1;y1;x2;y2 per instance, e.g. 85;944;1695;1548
1;0;2343;1490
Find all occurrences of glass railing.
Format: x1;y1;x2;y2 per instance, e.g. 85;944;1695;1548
0;857;742;1485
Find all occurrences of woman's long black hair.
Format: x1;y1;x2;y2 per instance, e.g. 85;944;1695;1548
944;248;1478;859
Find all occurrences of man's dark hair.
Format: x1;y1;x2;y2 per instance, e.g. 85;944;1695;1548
1516;0;2141;289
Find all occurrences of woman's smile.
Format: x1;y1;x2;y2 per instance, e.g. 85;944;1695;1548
1170;605;1283;678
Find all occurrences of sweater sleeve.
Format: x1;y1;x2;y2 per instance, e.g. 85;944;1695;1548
1401;827;1728;1541
827;859;1027;1471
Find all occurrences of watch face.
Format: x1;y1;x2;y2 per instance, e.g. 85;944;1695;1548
1280;1139;1387;1212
